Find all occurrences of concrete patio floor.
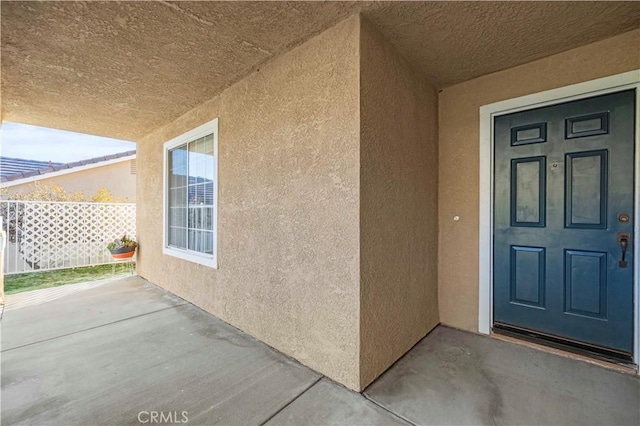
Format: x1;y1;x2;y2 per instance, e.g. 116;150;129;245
2;276;639;425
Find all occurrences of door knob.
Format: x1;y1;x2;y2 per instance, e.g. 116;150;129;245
618;232;630;268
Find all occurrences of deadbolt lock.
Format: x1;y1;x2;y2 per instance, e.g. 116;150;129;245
618;213;630;224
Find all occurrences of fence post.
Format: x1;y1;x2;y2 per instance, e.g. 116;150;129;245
0;216;5;304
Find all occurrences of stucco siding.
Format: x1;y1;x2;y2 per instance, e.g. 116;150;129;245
438;29;640;332
136;16;362;389
359;18;439;388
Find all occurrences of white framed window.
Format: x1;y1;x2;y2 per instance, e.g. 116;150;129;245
163;118;218;268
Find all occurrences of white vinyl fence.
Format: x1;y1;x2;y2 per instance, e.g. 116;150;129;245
0;201;136;275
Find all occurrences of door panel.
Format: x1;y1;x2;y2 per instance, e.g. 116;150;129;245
494;90;635;354
564;250;607;319
565;150;607;228
510;246;545;308
511;157;546;227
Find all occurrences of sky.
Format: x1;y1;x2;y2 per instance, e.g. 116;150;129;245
0;122;136;163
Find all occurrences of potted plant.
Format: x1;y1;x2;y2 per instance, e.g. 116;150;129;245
107;235;138;259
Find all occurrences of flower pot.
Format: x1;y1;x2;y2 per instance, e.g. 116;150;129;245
109;246;136;259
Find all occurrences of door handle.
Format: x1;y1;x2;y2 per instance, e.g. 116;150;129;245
618;232;630;268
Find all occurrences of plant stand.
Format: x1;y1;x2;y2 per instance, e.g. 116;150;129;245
112;258;136;276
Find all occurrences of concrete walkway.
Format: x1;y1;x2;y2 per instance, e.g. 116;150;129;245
2;277;639;425
365;327;640;426
1;277;403;426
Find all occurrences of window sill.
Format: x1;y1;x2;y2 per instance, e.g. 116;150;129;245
163;246;218;269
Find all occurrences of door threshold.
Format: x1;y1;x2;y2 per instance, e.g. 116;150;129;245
491;325;637;375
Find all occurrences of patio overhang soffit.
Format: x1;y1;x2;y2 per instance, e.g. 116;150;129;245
1;1;638;141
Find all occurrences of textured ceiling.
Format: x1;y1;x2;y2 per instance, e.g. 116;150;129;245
2;1;639;141
0;1;364;140
362;1;640;88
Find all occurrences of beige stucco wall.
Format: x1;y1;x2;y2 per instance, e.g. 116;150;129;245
3;160;137;201
137;15;442;390
136;15;637;391
438;29;640;332
359;18;439;388
137;16;362;389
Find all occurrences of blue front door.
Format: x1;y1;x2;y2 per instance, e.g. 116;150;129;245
494;90;635;356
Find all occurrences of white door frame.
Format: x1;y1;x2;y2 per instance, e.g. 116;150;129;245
478;69;640;366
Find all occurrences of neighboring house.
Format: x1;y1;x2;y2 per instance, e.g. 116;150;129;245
0;157;63;178
1;150;137;201
2;2;639;392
